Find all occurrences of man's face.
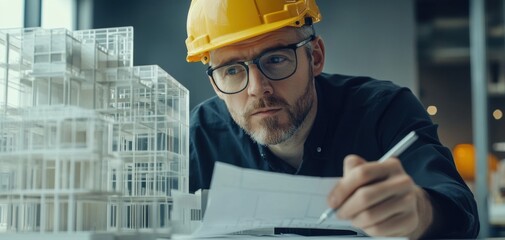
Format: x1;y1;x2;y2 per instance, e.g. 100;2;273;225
209;28;317;146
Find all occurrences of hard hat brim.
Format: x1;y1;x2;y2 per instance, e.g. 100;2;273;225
186;16;314;64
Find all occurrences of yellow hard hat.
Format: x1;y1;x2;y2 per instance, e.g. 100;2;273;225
185;0;321;64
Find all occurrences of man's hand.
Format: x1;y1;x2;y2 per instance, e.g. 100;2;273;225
328;155;434;239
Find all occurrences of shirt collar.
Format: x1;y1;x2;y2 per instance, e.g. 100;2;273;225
303;76;330;158
256;75;336;174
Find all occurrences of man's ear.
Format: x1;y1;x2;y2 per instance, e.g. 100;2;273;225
209;76;224;99
311;36;325;76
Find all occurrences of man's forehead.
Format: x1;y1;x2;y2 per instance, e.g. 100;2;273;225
231;28;298;46
209;28;299;65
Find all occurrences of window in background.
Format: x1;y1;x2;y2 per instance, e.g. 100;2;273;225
42;0;76;30
0;0;24;28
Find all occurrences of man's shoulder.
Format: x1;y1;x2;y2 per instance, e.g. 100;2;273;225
318;73;403;92
317;73;407;107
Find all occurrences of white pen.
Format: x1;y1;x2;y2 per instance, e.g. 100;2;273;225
317;131;419;224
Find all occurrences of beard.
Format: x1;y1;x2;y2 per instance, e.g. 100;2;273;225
229;70;315;146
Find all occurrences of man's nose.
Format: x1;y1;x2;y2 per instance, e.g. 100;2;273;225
246;65;273;97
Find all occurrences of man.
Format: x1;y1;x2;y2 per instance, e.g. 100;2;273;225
185;0;479;238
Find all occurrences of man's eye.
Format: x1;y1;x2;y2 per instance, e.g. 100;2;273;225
223;65;244;76
266;55;287;64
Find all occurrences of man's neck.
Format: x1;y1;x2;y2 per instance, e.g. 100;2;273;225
268;97;318;170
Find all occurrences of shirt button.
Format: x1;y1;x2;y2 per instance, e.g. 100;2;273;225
316;147;322;153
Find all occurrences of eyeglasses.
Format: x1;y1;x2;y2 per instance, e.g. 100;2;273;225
206;35;316;94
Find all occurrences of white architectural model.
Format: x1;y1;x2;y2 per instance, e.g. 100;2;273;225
0;27;190;235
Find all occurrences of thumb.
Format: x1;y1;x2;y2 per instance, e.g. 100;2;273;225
343;154;367;177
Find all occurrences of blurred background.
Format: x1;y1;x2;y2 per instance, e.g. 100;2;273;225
1;0;505;237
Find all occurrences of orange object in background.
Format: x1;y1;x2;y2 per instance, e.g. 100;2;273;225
453;143;499;181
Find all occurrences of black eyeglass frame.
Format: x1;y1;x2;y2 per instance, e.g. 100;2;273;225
206;35;316;94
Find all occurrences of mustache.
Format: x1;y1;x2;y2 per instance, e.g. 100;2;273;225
244;96;289;116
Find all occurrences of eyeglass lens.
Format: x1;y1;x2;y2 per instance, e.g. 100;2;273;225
211;48;297;93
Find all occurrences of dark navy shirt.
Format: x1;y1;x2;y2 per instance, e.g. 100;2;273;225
189;73;479;238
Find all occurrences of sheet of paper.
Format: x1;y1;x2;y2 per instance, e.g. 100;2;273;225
190;162;366;238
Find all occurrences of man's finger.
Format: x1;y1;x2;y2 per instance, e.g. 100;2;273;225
329;158;403;209
337;173;414;220
343;154;366;176
327;155;367;208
